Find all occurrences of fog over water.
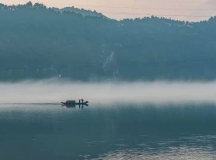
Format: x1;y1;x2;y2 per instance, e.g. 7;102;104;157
1;79;216;104
1;79;216;160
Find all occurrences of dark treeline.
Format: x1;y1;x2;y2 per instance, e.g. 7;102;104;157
0;2;216;81
53;6;107;18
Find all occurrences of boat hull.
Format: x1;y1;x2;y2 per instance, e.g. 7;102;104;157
61;101;89;107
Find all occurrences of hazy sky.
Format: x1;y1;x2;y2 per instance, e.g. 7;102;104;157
2;0;216;21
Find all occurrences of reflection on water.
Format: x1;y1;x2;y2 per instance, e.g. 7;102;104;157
96;135;216;160
1;104;216;160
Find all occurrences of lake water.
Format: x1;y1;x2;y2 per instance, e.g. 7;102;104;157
1;103;216;160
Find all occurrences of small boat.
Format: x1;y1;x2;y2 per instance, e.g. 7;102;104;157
61;99;89;107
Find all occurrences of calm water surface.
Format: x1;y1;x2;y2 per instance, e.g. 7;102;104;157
1;104;216;160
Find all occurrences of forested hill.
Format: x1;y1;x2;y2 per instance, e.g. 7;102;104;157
0;2;216;81
53;7;107;18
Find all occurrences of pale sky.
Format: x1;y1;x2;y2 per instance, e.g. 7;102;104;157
2;0;216;21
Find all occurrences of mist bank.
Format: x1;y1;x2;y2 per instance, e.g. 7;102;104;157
1;79;216;104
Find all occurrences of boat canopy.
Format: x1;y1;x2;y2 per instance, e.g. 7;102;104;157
66;100;75;103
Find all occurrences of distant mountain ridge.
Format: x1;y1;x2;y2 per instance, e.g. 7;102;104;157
0;2;216;81
53;7;107;19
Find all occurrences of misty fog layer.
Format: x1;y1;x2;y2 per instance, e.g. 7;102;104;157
1;79;216;104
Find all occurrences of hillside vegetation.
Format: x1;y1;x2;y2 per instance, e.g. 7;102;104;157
0;2;216;81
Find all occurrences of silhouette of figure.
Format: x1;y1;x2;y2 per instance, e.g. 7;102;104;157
81;99;84;108
79;99;81;108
